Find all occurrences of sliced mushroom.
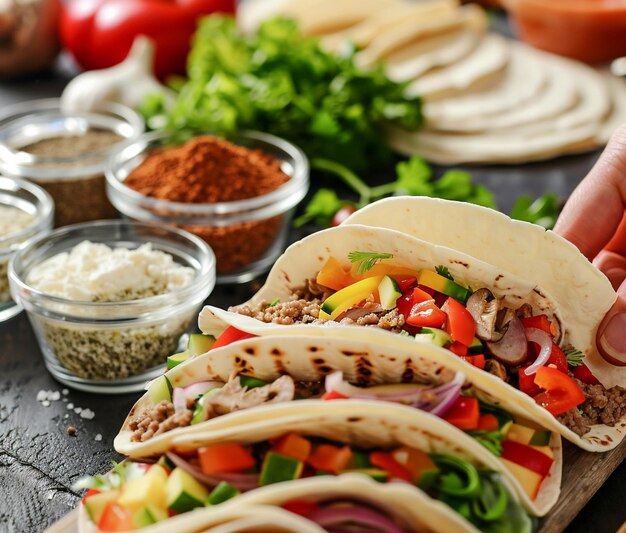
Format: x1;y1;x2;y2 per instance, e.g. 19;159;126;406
484;359;508;382
466;288;501;341
486;314;528;366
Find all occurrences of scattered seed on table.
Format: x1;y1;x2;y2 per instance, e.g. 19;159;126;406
67;426;76;436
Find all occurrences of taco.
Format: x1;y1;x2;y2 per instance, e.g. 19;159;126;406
115;334;562;516
197;223;625;451
79;402;534;532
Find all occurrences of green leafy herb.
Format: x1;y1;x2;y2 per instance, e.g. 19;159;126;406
293;189;344;228
149;16;422;172
509;193;560;229
566;350;585;367
467;430;506;456
268;297;280;307
435;265;454;280
348;251;394;274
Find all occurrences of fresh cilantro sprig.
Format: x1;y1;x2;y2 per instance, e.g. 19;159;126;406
566;350;585;367
467;430;506;456
509;193;560;229
435;265;454;280
348;251;394;274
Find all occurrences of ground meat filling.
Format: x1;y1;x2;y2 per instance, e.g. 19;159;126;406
557;378;626;436
129;399;193;442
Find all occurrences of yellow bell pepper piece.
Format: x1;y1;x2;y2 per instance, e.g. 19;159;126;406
319;276;383;321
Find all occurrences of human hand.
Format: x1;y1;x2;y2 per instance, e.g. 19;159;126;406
554;125;626;365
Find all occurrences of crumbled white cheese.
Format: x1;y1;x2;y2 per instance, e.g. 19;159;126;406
26;241;195;301
62;389;69;395
94;434;102;441
0;205;34;237
80;409;95;420
41;400;50;407
66;403;74;410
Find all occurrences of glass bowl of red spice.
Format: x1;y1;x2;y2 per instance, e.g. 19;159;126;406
106;130;309;283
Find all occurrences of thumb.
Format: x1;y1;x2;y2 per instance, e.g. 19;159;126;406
597;277;626;366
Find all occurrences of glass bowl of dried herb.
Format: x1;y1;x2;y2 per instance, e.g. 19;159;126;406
8;220;216;394
105;130;309;283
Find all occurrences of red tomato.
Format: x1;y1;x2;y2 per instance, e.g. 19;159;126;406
60;0;237;79
331;205;356;226
449;341;468;356
393;276;417;293
412;287;434;304
211;326;256;350
321;390;349;400
308;444;352;474
406;300;447;329
460;354;485;370
519;367;542;397
272;433;312;462
477;414;500;431
198;443;256;474
442;396;480;430
98;503;134;532
444;298;476;347
82;489;100;505
520;315;554;335
369;452;412;482
572;364;600;385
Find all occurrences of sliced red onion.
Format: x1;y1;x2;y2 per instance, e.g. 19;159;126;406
429;371;465;417
308;505;405;533
165;452;259;491
325;371;432;401
523;328;553;376
172;387;187;414
183;381;222;401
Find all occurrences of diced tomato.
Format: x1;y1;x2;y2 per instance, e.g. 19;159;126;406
449;341;468;356
477;414;500;431
434;292;448;308
532;366;585;416
417;284;435;297
412;287;434;304
282;499;320;517
198;443;256;474
369;451;412;482
211;326;256;350
502;440;554;477
444;298;476;346
321;390;349;400
391;447;437;483
272;433;312;462
519;366;542;397
572;364;599;385
308;444;352;474
460;354;485;370
316;257;354;291
442;396;480;430
520;315;554;335
97;503;134;532
82;488;100;505
394;276;417;293
396;289;414;318
406;300;447;329
168;509;178;518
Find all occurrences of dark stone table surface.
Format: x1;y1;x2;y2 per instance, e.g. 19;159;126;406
1;53;625;533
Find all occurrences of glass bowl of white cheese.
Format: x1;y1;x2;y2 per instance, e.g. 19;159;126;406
8;220;216;393
0;176;54;322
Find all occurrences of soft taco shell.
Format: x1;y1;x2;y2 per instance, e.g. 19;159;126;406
116;334;561;516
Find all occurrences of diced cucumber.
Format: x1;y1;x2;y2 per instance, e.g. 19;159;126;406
378;275;402;310
133;505;168;527
191;388;221;425
166;468;209;513
344;468;389;482
84;490;120;523
259;452;303;486
468;337;483;355
207;481;240;505
529;430;552;447
416;327;452;348
188;334;216;356
239;375;268;389
149;375;173;404
167;351;190;370
418;270;471;303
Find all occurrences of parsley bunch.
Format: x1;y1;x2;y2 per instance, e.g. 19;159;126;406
143;16;422;172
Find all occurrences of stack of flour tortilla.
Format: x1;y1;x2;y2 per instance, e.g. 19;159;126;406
239;0;626;164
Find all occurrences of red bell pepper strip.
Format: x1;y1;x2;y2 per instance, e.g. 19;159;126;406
198;443;256;474
211;326;257;350
60;0;237;79
406;300;447;329
321;390;349;400
413;287;434;304
572;364;600;385
98;503;134;532
502;440;554;477
282;500;320;517
518;367;542;397
442;396;480;430
272;433;312;462
532;366;585;416
520;315;554;335
449;341;468;356
444;297;476;346
369;451;412;482
308;444;352;474
460;354;485;370
477;414;500;431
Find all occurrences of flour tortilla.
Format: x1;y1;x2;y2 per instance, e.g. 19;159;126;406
79;472;479;533
197;223;622;451
405;33;510;100
115;334;561;515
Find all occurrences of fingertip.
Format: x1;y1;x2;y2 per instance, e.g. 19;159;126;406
596;278;626;366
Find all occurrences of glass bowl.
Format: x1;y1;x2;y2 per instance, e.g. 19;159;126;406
105;130;309;284
0;98;144;227
8;220;216;394
0;176;54;321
